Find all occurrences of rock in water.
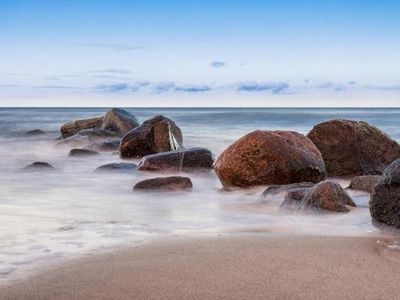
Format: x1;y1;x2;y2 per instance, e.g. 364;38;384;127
304;180;356;212
68;149;99;157
85;140;121;152
23;162;55;170
94;163;137;173
348;175;381;194
120;115;183;159
133;176;192;192
25;129;45;136
60;115;104;138
214;130;326;188
370;159;400;228
138;148;214;172
307;119;400;176
101;108;139;136
56;129;120;148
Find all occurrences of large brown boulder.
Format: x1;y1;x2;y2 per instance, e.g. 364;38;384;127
370;159;400;228
307;119;400;177
214;130;326;188
120;115;183;159
133;176;192;192
61;115;104;138
138;148;214;172
100;108;139;136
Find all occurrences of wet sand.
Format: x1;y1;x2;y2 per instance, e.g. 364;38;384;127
1;233;400;300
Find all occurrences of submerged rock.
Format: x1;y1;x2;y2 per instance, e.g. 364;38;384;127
120;115;183;159
85;140;121;152
133;176;192;192
100;108;139;136
261;182;315;200
348;175;381;194
94;163;137;173
60;115;104;138
25;129;45;136
281;180;356;212
307;119;400;176
68;148;99;157
56;129;120;148
370;159;400;228
137;148;214;172
23;162;55;170
214;130;326;188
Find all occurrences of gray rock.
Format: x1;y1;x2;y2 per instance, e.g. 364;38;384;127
137;148;214;172
95;163;137;173
85;140;121;152
25;129;45;136
101;108;139;136
23;162;55;171
348;175;381;193
68;149;99;157
133;176;192;192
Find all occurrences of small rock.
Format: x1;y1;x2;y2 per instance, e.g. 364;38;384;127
85;140;121;152
133;176;192;192
68;149;99;157
261;182;315;199
348;175;381;193
25;129;45;136
23;162;55;170
56;129;120;148
138;148;214;172
120;115;183;159
94;163;137;173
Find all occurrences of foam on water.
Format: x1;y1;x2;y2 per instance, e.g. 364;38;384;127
0;107;399;284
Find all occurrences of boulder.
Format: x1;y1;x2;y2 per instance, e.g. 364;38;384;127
133;176;192;192
68;149;99;157
137;148;214;172
370;159;400;228
214;130;326;188
100;108;139;136
281;180;356;212
348;175;381;194
120;115;183;159
95;163;137;173
23;162;55;170
307;119;400;176
85;140;121;152
61;115;104;138
25;129;45;136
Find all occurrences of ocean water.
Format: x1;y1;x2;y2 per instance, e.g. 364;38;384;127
0;107;399;283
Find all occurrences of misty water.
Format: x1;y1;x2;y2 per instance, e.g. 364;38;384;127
1;107;400;283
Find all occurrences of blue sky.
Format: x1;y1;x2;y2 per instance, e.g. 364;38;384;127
1;0;400;106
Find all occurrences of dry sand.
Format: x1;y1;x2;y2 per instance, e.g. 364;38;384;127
1;234;400;300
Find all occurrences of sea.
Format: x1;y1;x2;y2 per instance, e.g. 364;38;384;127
1;107;399;283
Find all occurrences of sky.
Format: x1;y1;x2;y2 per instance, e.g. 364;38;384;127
1;0;400;107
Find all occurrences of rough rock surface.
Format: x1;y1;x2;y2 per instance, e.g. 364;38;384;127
25;129;45;136
120;115;183;159
23;162;55;170
304;180;356;212
100;108;139;136
348;175;381;194
94;163;137;173
61;115;104;138
133;176;192;192
214;130;326;188
68;149;99;157
307;119;400;176
137;148;214;172
56;129;120;148
370;159;400;228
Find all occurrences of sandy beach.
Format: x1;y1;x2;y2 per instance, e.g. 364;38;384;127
1;233;400;300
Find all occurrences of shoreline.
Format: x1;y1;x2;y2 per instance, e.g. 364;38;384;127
2;233;400;299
